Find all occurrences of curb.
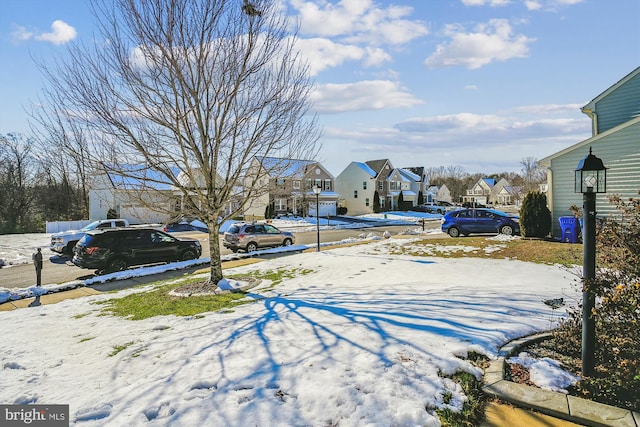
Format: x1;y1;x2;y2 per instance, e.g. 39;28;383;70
482;332;640;427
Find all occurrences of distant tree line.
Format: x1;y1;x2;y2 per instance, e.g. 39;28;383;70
0;133;89;233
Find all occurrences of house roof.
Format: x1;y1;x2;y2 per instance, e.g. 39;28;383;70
256;156;316;178
353;162;378;178
404;166;424;177
582;66;640;113
397;168;421;182
482;178;496;187
105;164;180;191
365;159;393;178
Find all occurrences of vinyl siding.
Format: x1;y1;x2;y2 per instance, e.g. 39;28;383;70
546;120;640;237
596;72;640;134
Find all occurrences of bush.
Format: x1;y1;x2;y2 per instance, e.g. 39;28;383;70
556;193;640;411
336;206;347;215
519;191;551;238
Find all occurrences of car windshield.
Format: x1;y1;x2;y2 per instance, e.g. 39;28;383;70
227;225;241;234
80;221;102;231
487;209;509;217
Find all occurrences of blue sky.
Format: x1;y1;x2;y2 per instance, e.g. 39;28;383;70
1;0;638;176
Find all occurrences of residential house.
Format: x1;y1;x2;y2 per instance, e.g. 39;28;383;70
334;162;380;215
243;156;338;219
387;168;421;209
89;165;181;224
404;166;430;203
539;66;640;238
436;184;453;204
463;178;496;205
463;177;517;206
335;159;435;214
89;165;229;224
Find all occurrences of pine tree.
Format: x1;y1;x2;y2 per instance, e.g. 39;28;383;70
519;191;551;238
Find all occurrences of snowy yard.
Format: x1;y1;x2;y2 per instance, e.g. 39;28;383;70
0;235;578;426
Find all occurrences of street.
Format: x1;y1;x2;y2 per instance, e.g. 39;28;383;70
1;223;441;289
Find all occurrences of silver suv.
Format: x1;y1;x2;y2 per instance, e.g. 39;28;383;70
223;222;295;253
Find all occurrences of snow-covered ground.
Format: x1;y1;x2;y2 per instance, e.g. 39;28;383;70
0;234;579;426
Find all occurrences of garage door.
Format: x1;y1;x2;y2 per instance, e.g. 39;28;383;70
310;201;336;217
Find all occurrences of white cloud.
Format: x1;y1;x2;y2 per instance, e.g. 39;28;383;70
10;25;33;42
290;0;428;45
424;19;535;69
310;80;423;113
525;0;542;10
525;0;584;11
34;20;77;45
296;38;391;76
461;0;511;6
464;85;479;90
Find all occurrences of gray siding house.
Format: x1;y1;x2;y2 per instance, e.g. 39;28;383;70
540;67;640;238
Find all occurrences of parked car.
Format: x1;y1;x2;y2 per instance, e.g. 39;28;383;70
223;222;295;253
441;208;520;238
72;227;202;272
411;204;446;214
51;219;130;255
461;201;486;208
164;221;208;233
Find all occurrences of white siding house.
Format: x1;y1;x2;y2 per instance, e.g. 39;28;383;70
540;67;640;238
335;162;378;215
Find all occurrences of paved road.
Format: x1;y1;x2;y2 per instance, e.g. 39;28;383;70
0;222;441;289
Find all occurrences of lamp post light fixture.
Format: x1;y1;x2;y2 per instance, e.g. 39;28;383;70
574;147;607;377
312;186;321;252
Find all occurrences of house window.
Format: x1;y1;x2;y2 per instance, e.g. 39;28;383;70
380;197;385;207
378;181;384;191
363;181;367;190
293;180;300;190
276;178;285;187
315;179;322;189
354;190;358;199
365;198;370;207
324;179;332;191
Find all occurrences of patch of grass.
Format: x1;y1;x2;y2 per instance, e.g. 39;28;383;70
436;371;487;427
405;237;582;266
109;341;135;357
73;312;91;319
436;352;490;427
231;267;314;289
97;268;314;320
79;336;95;343
98;283;249;320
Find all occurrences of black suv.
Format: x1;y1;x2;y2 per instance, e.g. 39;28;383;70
73;228;202;272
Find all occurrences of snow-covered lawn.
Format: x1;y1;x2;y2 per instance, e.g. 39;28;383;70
0;236;578;426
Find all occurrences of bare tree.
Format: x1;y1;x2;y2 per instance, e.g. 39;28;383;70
0;134;38;233
30;104;93;219
520;156;545;193
37;0;320;284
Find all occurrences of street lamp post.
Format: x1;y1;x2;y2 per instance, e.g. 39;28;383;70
312;186;321;252
574;147;607;377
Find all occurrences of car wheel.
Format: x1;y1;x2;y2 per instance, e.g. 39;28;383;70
500;225;514;235
246;242;258;253
448;227;461;238
107;258;127;272
282;238;293;247
64;241;78;256
180;249;197;261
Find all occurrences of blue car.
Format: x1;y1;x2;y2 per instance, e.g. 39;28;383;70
441;208;520;238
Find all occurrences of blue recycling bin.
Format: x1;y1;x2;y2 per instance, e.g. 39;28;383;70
559;216;580;243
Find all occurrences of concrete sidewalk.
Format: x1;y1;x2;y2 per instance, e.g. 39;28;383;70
483;332;639;427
